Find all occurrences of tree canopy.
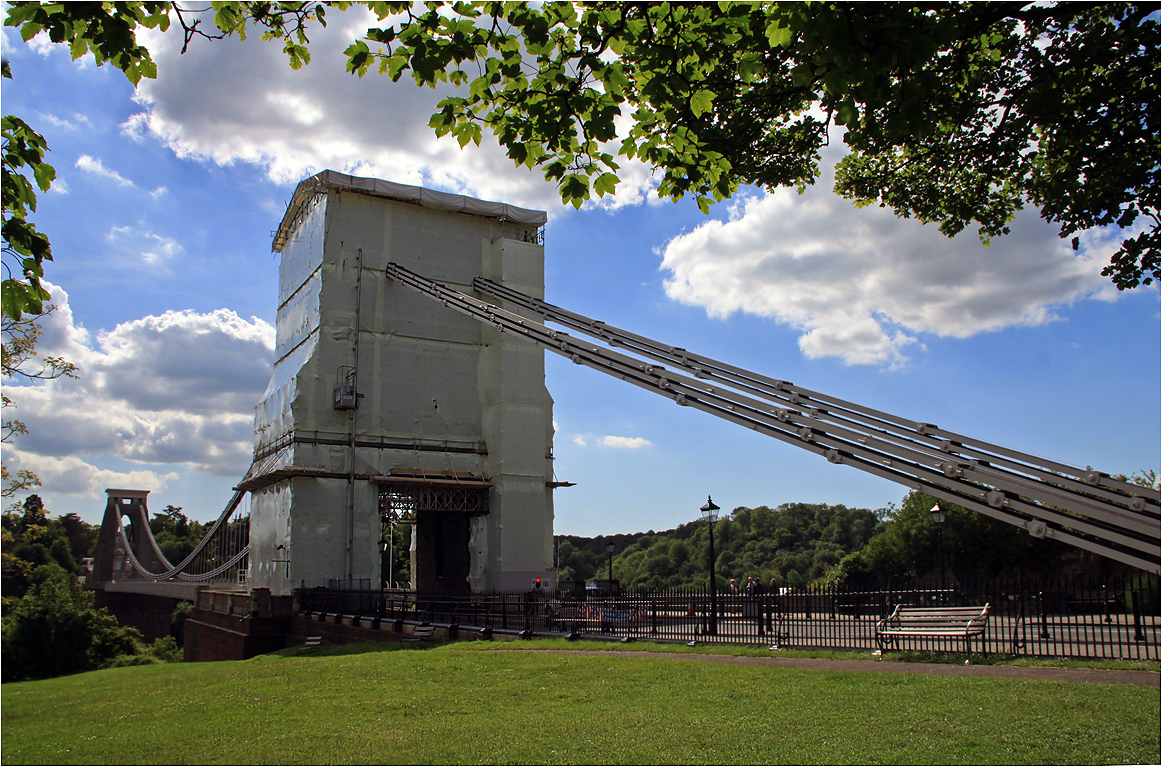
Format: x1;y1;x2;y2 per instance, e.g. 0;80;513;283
2;0;1158;326
342;1;1159;293
2;493;96;603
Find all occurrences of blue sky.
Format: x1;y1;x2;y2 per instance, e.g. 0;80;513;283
3;8;1159;536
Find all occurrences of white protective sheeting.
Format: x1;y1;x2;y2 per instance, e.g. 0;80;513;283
252;172;554;594
255;191;328;454
273;170;547;252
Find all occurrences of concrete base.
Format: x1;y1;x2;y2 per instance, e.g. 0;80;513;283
184;608;292;662
182;588;294;662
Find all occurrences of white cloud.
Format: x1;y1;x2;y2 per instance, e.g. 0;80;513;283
25;29;57;57
106;225;182;265
661;185;1119;367
38;112;92;131
3;283;275;485
570;433;652;449
76;155;135;187
121;6;654;215
1;449;180;499
599;436;653;449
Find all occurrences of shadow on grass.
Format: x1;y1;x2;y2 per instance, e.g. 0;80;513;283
445;637;1161;672
262;640;436;660
252;636;1158;673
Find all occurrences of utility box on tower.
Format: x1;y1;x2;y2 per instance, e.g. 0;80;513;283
242;171;555;596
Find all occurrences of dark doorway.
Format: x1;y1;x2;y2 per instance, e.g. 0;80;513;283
414;509;471;595
379;481;489;596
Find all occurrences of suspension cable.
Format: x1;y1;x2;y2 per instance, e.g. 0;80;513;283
382;262;1159;573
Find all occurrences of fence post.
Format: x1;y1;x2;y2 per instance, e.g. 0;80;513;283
1039;590;1050;639
651;597;658;635
1010;604;1025;654
1131;589;1145;642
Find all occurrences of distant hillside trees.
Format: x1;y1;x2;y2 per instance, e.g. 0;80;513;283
557;480;1152;592
834;490;1141;584
557;503;883;591
621;503;883;591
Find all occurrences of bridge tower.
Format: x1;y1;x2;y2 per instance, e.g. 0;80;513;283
244;171;555;596
93;488;159;583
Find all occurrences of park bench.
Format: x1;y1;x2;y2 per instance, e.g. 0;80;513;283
875;603;991;653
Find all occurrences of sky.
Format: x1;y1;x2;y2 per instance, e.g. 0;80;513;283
2;7;1159;537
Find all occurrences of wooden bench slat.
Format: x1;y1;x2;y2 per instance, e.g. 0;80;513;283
880;629;986;637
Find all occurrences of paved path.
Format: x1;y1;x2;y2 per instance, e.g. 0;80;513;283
513;649;1160;687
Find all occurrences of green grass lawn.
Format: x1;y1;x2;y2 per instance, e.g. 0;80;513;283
2;641;1158;765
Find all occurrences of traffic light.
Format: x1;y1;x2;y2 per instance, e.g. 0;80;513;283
533;577;543;589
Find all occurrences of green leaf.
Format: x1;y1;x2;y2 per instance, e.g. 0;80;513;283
689;89;714;118
345;40;372;76
765;20;792;48
560;174;590;207
593;172;619;198
31;161;55;193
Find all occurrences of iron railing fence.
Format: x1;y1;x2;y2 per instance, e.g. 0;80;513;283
296;574;1159;660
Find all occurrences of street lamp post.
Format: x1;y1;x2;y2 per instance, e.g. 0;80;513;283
930;503;946;600
605;539;615;586
701;496;720;636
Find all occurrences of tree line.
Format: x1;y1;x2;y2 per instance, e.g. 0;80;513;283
556;479;1156;592
558;502;881;591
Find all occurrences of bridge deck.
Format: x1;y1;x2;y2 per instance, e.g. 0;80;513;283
99;580;208;600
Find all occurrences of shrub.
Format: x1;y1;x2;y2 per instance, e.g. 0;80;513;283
1;569;143;681
147;635;182;663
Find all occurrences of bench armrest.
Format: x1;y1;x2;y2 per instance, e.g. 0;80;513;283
875;604;902;633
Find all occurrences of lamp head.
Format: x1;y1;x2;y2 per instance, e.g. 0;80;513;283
700;496;721;523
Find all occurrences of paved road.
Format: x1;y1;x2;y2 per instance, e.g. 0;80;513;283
516;649;1160;687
